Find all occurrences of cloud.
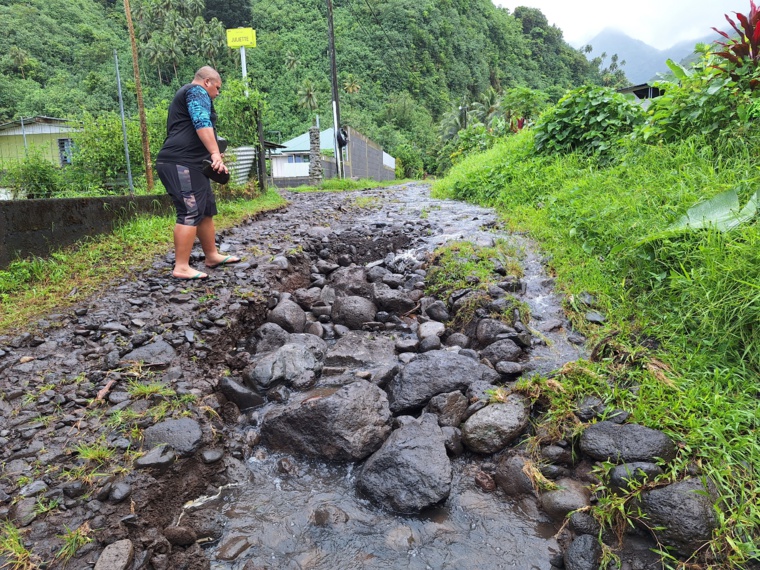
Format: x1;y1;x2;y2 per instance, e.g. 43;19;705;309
494;0;747;49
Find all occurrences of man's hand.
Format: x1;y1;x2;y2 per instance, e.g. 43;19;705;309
210;151;228;174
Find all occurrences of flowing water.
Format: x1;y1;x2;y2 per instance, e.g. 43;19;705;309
206;183;584;569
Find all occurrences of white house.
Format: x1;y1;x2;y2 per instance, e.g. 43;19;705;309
270;127;336;180
270;126;395;188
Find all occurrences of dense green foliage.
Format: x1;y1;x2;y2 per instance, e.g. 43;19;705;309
533;85;644;155
433;28;760;565
0;0;613;188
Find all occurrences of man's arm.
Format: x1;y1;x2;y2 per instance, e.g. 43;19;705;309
187;86;228;173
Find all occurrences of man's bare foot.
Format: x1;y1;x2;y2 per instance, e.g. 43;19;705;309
205;255;242;269
172;268;209;280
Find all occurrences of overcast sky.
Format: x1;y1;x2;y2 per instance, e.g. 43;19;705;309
493;0;747;50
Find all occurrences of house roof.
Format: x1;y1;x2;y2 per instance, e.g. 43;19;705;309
0;116;75;131
272;127;335;155
617;83;664;99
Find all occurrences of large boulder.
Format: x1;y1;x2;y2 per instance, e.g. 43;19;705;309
461;394;530;454
480;339;523;365
494;453;536;497
267;299;306;333
121;340;176;367
579;422;677;463
324;331;397;369
260;380;391;461
357;414;452;513
249;322;290;354
143;419;202;457
331;296;377;330
386;350;495;414
242;343;322;392
539;478;591;523
564;534;601;570
637;478;719;556
371;282;416;314
329;266;371;297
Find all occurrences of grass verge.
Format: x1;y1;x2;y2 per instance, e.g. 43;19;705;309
0;187;286;334
433;131;760;568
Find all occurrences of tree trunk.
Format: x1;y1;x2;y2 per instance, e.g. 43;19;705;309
123;0;154;190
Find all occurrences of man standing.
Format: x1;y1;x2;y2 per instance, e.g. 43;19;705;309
156;66;240;280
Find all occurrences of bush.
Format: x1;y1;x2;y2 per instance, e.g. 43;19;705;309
533;85;644;155
638;48;760;143
393;143;424;179
3;148;62;199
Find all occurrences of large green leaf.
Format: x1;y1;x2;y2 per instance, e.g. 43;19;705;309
668;189;758;232
634;188;760;247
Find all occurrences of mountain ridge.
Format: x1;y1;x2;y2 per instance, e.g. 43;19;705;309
585;28;720;84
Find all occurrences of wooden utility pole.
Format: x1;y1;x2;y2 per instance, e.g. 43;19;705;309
123;0;154;190
326;0;343;179
255;107;267;194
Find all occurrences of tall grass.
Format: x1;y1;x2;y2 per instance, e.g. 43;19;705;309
434;131;760;567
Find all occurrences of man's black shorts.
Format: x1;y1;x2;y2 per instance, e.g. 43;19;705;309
156;162;218;226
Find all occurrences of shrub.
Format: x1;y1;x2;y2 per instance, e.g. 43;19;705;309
393;142;424;179
3;148;62;199
533;85;644;155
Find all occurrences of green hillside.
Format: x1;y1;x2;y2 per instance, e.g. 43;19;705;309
0;0;610;172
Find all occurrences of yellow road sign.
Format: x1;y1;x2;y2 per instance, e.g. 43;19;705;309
226;28;257;48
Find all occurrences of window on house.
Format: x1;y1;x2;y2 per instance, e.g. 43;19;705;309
58;138;73;166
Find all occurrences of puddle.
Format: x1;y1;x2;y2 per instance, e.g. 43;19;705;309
209;454;559;569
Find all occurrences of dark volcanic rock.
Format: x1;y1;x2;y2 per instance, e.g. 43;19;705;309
564;534;601;570
219;376;265;410
579;421;676;463
260;380;391;461
637;478;719;556
143;418;202;457
121;340;176;367
358;414;452;513
461;394;530;454
386;350;495;414
331;296;377;330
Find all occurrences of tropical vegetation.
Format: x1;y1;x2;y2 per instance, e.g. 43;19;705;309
0;0;620;194
433;4;760;567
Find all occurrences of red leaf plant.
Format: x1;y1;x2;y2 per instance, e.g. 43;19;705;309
712;0;760;88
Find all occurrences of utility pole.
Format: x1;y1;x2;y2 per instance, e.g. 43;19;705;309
326;0;343;179
123;0;153;190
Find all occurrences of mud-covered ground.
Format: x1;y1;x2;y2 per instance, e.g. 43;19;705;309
1;183;660;570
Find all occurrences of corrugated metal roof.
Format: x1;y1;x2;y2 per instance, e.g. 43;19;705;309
272;127;335;155
0;116;76;132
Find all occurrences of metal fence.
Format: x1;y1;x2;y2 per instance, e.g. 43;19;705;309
0;116;79;169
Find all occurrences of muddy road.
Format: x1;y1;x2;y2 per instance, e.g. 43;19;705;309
1;183;679;570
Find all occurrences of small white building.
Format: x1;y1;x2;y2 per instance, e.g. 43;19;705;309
270;126;395;188
270;127;335;180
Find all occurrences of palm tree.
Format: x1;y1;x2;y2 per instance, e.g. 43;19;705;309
298;79;319;111
472;87;501;128
9;46;29;79
164;37;184;83
182;0;204;19
142;38;166;82
343;74;360;94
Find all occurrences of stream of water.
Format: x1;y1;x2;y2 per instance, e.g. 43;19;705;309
206;184;583;569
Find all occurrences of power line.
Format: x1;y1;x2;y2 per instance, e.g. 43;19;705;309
356;0;412;71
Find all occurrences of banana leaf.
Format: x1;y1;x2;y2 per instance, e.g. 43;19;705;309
632;188;760;248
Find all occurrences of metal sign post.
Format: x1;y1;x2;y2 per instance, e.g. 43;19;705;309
226;28;257;96
114;50;135;196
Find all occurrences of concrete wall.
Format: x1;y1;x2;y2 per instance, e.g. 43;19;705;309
344;127;395;182
0;194;173;269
